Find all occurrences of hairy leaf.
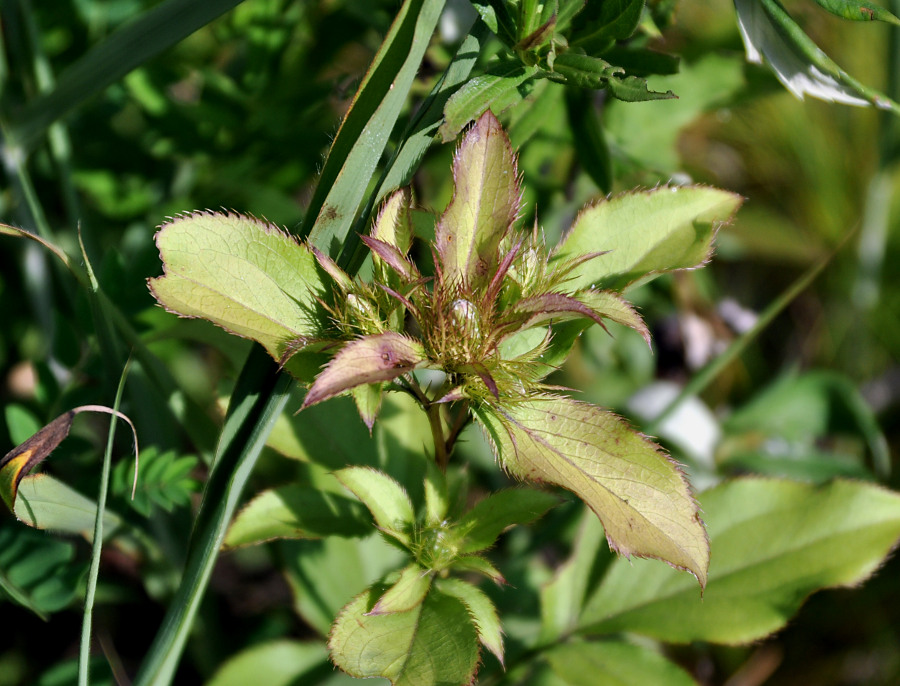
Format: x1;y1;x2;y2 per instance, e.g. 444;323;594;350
370;564;433;614
554;186;742;291
436;577;504;665
436;111;522;287
453;487;561;553
149;212;329;377
476;398;708;587
225;484;372;547
335;467;416;544
302;333;426;409
579;478;900;643
329;586;478;686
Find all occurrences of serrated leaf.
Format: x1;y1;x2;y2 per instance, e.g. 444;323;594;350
553;52;618;89
812;0;900;24
554;186;742;291
335;467;416;544
440;61;539;141
572;289;651;346
370;564;433;614
352;383;384;433
476;398;708;587
544;640;696;686
436;577;504;666
225;484;372;547
148;211;329;377
329;586;479;686
372;188;414;256
449;554;506;585
436;111;522;287
424;461;449;527
579;478;900;643
302;333;427;409
605;74;676;102
453;487;561;553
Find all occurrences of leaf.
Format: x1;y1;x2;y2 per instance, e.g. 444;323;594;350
14;474;123;537
470;0;518;46
435;577;505;666
440;61;539;141
329;585;479;686
335;467;416;545
370;564;433;614
579;478;900;643
224;484;372;547
302;333;427;409
453;487;561;553
573;289;651;346
543;640;697;686
352;383;385;433
734;0;900;111
449;555;506;585
552;53;619;89
436;111;522;287
0;406;137;513
372;188;414;256
148;212;329;377
206;640;331;686
605;74;677;102
811;0;900;24
554;186;743;291
475;398;709;587
0;525;86;619
303;0;445;260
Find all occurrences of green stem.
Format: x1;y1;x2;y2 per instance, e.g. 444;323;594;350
79;361;132;686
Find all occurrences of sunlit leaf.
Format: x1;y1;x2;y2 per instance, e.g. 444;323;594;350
206;640;332;686
302;333;427;409
435;576;504;665
452;487;561;553
335;467;416;544
476;397;708;587
329;585;478;686
579;478;900;643
543;639;696;686
554;186;742;291
436;111;522;287
370;564;433;614
149;211;330;379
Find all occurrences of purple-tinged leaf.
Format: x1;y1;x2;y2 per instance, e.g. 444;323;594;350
506;292;613;333
475;397;709;587
310;245;354;292
574;289;651;348
372;188;414;254
436;111;521;288
302;333;427;409
361;235;421;283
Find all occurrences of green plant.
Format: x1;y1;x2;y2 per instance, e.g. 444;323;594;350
1;1;899;685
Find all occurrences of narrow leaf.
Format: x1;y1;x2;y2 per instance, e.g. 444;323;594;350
304;0;445;258
335;467;416;544
436;111;521;286
370;564;433;614
453;488;561;553
811;0;900;24
149;212;329;376
224;485;372;547
436;577;505;665
449;554;506;585
554;185;742;291
440;61;539;141
302;333;427;409
361;236;421;282
372;188;414;255
329;586;479;686
573;289;651;347
476;398;709;587
579;478;900;643
553;53;619;89
571;0;644;50
605;74;677;102
352;383;385;433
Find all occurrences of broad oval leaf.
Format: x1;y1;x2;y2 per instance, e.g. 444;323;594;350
435;111;522;287
302;333;427;409
149;211;329;376
579;478;900;643
476;398;708;587
543;639;697;686
329;585;479;686
553;186;742;291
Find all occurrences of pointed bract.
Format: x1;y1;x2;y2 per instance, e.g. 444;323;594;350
436;111;522;288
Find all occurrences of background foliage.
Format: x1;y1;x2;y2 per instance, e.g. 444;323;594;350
1;0;899;684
